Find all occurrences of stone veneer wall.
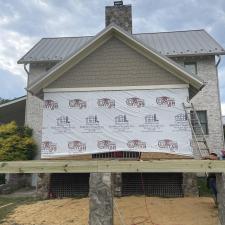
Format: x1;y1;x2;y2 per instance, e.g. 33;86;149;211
182;173;199;197
173;56;224;155
105;4;132;33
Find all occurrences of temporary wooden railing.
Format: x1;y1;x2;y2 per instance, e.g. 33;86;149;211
1;159;225;225
0;159;225;173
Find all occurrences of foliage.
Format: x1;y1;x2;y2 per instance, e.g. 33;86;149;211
0;122;36;161
0;98;11;105
197;177;212;197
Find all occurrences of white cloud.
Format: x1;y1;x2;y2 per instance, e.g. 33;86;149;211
0;0;225;99
0;30;36;80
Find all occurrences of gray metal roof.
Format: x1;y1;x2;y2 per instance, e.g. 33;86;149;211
18;29;225;64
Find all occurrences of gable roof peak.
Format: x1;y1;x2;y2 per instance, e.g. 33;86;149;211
27;24;204;96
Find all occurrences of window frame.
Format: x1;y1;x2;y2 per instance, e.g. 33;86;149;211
184;62;197;75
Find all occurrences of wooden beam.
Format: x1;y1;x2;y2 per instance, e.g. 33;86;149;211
0;160;225;173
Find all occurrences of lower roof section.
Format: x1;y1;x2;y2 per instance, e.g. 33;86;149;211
0;96;26;126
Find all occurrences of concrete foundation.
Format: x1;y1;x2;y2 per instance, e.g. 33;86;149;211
89;173;113;225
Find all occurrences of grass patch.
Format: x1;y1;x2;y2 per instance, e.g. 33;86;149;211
0;196;37;223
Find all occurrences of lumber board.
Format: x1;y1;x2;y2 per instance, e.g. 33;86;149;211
0;160;225;173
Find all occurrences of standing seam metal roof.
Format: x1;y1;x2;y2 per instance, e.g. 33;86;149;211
18;29;225;64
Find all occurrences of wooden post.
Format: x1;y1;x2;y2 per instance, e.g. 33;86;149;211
89;173;113;225
216;173;225;225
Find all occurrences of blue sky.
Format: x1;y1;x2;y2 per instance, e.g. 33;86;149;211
0;0;225;112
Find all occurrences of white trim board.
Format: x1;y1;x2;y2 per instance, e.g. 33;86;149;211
44;84;189;93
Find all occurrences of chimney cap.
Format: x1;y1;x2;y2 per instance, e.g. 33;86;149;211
114;1;123;6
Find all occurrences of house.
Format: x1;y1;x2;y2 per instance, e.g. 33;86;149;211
1;1;225;197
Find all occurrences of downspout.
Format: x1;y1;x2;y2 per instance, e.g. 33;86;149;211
24;63;30;76
215;54;225;148
216;55;221;67
23;63;31;126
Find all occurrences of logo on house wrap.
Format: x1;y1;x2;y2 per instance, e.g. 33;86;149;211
127;140;146;149
56;116;70;127
86;115;99;125
69;99;87;109
41;141;57;152
68;141;86;152
158;139;178;152
97;140;116;150
126;97;145;108
43;100;58;110
145;114;159;124
115;115;128;124
97;98;115;108
175;113;188;122
156;96;175;107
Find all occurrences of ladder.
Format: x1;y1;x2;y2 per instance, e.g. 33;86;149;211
183;103;210;158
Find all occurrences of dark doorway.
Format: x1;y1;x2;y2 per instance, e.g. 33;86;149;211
122;173;183;197
49;173;90;198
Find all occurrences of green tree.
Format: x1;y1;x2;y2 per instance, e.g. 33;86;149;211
0;98;11;105
0;121;36;161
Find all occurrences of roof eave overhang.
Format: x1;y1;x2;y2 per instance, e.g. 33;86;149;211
168;52;225;58
28;25;204;95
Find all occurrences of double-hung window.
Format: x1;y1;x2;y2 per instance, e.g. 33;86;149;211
184;62;197;75
191;110;208;135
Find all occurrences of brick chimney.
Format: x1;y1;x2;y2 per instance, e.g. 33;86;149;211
105;1;132;33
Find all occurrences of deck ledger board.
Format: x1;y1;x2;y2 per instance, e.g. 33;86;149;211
0;160;225;173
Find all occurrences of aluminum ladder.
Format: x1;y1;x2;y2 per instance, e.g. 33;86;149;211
183;103;210;158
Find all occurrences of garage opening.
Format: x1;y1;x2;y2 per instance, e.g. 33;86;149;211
49;173;90;198
122;173;183;197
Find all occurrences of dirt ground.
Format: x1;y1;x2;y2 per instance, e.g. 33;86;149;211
1;196;219;225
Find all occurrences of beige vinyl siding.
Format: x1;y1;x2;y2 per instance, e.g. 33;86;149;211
48;37;184;89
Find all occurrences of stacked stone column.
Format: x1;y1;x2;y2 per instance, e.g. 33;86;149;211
216;173;225;225
89;173;113;225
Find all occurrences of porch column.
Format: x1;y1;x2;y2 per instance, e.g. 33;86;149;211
216;173;225;225
89;173;113;225
36;173;51;199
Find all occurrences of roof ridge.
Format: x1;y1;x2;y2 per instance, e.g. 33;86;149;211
133;29;205;35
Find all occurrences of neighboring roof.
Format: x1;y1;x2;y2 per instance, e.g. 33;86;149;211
18;29;225;64
0;96;26;126
0;96;26;108
27;24;204;95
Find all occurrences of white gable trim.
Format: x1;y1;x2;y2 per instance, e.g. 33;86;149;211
44;84;189;93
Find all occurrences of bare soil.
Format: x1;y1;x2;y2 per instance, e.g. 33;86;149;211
1;196;219;225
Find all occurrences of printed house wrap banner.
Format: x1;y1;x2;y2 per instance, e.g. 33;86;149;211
41;88;193;158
